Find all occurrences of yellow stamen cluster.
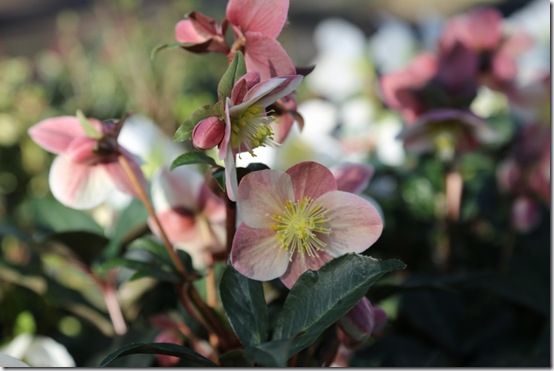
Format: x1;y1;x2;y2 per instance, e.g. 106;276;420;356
231;104;275;152
271;197;331;259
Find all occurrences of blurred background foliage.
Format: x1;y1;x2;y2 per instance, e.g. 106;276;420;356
0;0;550;367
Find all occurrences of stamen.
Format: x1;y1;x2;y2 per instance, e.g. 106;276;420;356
271;197;331;259
231;105;275;152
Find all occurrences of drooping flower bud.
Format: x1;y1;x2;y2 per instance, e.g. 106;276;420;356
192;116;225;150
337;298;388;347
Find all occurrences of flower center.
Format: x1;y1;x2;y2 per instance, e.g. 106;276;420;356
271;197;331;259
231;104;274;152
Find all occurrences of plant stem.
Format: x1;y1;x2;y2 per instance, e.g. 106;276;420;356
118;155;230;349
102;280;128;335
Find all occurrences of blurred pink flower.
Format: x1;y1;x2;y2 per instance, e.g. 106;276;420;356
332;163;374;194
218;72;302;200
439;8;532;91
337;297;388;346
28;115;145;209
231;161;383;287
150;167;226;268
153;330;182;367
396;109;498;158
497;123;550;204
226;0;296;80
380;50;478;124
511;196;542;234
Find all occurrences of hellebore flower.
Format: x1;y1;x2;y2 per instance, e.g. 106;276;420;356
226;0;296;80
337;297;388;347
380;49;478;124
150;167;226;269
191;71;302;201
230;161;383;287
439;8;532;91
28;115;145;209
396;109;498;159
175;0;296;80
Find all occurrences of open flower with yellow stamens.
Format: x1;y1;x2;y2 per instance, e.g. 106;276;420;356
192;71;302;201
230;161;383;287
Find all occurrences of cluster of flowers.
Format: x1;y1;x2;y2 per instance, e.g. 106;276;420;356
380;8;549;231
27;0;386;360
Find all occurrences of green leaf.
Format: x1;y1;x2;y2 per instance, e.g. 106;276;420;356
19;197;104;234
272;254;405;355
171;151;218;170
100;342;216;367
104;199;148;258
98;258;179;283
217;51;246;99
244;339;292;367
219;266;269;346
174;104;221;142
219;350;253;367
150;42;183;61
76;110;101;139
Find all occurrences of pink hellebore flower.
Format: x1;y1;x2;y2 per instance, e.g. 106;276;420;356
175;0;295;80
337;297;388;347
440;8;532;91
216;71;302;201
28;115;145;209
226;0;295;79
150;167;226;269
396;109;497;159
230;161;383;288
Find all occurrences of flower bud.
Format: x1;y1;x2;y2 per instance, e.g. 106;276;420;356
154;330;182;366
337;298;388;347
192;116;225;150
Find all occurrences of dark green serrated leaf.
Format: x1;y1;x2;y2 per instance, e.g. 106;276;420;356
244;339;292;367
104;199;148;258
100;342;216;367
272;254;405;355
219;266;269;346
217;51;246;99
171;151;218;169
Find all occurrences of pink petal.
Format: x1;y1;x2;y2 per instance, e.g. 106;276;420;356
230;224;290;281
224;147;239;202
237;169;294;228
192;116;225;150
280;250;332;288
315;191;383;256
219;98;233;159
28;116;93;154
149;208;198;246
103;151;147;198
243;32;296;80
175;19;210;44
65;136;99;164
232;74;302;113
49;154;113;209
332;163;374;194
460;8;502;50
226;0;289;39
230;72;261;104
339;298;376;342
271;95;297;143
286;161;337;201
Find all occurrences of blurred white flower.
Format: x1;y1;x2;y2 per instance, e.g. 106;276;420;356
369;17;417;73
308;19;367;101
0;352;29;367
1;334;75;367
118;115;184;175
471;87;509;118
